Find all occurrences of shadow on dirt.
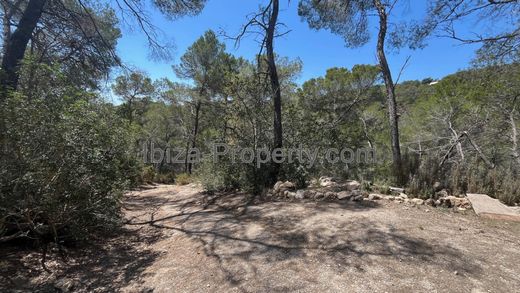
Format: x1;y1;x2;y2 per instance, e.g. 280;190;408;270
0;224;163;292
129;188;482;291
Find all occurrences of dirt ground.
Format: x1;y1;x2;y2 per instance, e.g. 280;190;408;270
2;184;520;292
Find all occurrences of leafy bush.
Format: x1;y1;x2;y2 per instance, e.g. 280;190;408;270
195;158;240;192
140;165;156;184
0;87;140;242
175;173;192;185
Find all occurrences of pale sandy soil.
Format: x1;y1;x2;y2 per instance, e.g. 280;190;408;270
2;184;520;292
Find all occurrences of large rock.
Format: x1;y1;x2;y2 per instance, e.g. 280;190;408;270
439;196;471;209
274;181;295;194
344;180;361;191
337;191;351;200
273;181;283;191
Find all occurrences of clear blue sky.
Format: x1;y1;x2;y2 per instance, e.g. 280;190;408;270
115;0;481;84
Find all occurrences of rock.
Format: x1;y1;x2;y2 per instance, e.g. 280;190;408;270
308;178;319;187
424;198;435;206
352;195;364;201
325;191;336;199
345;180;361;191
433;181;443;192
305;190;316;198
399;193;408;199
314;192;325;201
384;195;396;200
337;191;351;200
434;199;441;207
319;176;337;187
295;190;305;199
368;193;383;200
273;181;283;191
278;181;296;192
350;189;361;197
445;196;471;209
410;198;424;205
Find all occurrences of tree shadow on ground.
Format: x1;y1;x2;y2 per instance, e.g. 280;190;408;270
132;188;482;292
0;225;164;292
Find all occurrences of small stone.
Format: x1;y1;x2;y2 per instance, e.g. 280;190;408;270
295;190;305;199
410;198;424;205
352;195;364;201
368;193;383;200
286;191;296;198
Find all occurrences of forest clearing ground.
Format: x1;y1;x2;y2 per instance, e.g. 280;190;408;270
2;184;520;292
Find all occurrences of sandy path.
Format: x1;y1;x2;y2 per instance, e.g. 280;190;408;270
119;184;520;293
3;184;520;292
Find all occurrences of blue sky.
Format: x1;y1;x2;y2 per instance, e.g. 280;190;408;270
115;0;481;85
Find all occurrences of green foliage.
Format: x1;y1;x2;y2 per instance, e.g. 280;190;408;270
175;173;192;185
0;67;140;242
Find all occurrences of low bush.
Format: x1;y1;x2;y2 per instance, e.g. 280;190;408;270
0;88;140;242
175;173;192;185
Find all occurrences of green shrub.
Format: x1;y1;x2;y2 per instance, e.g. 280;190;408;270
175;173;192;185
0;88;139;242
141;166;156;183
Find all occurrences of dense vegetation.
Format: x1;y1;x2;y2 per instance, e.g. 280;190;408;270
1;0;519;243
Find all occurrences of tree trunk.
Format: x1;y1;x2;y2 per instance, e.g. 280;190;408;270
374;0;403;185
266;0;282;184
1;0;46;90
510;110;520;166
187;100;201;174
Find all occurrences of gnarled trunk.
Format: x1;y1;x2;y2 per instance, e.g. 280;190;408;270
1;0;46;90
374;0;403;184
